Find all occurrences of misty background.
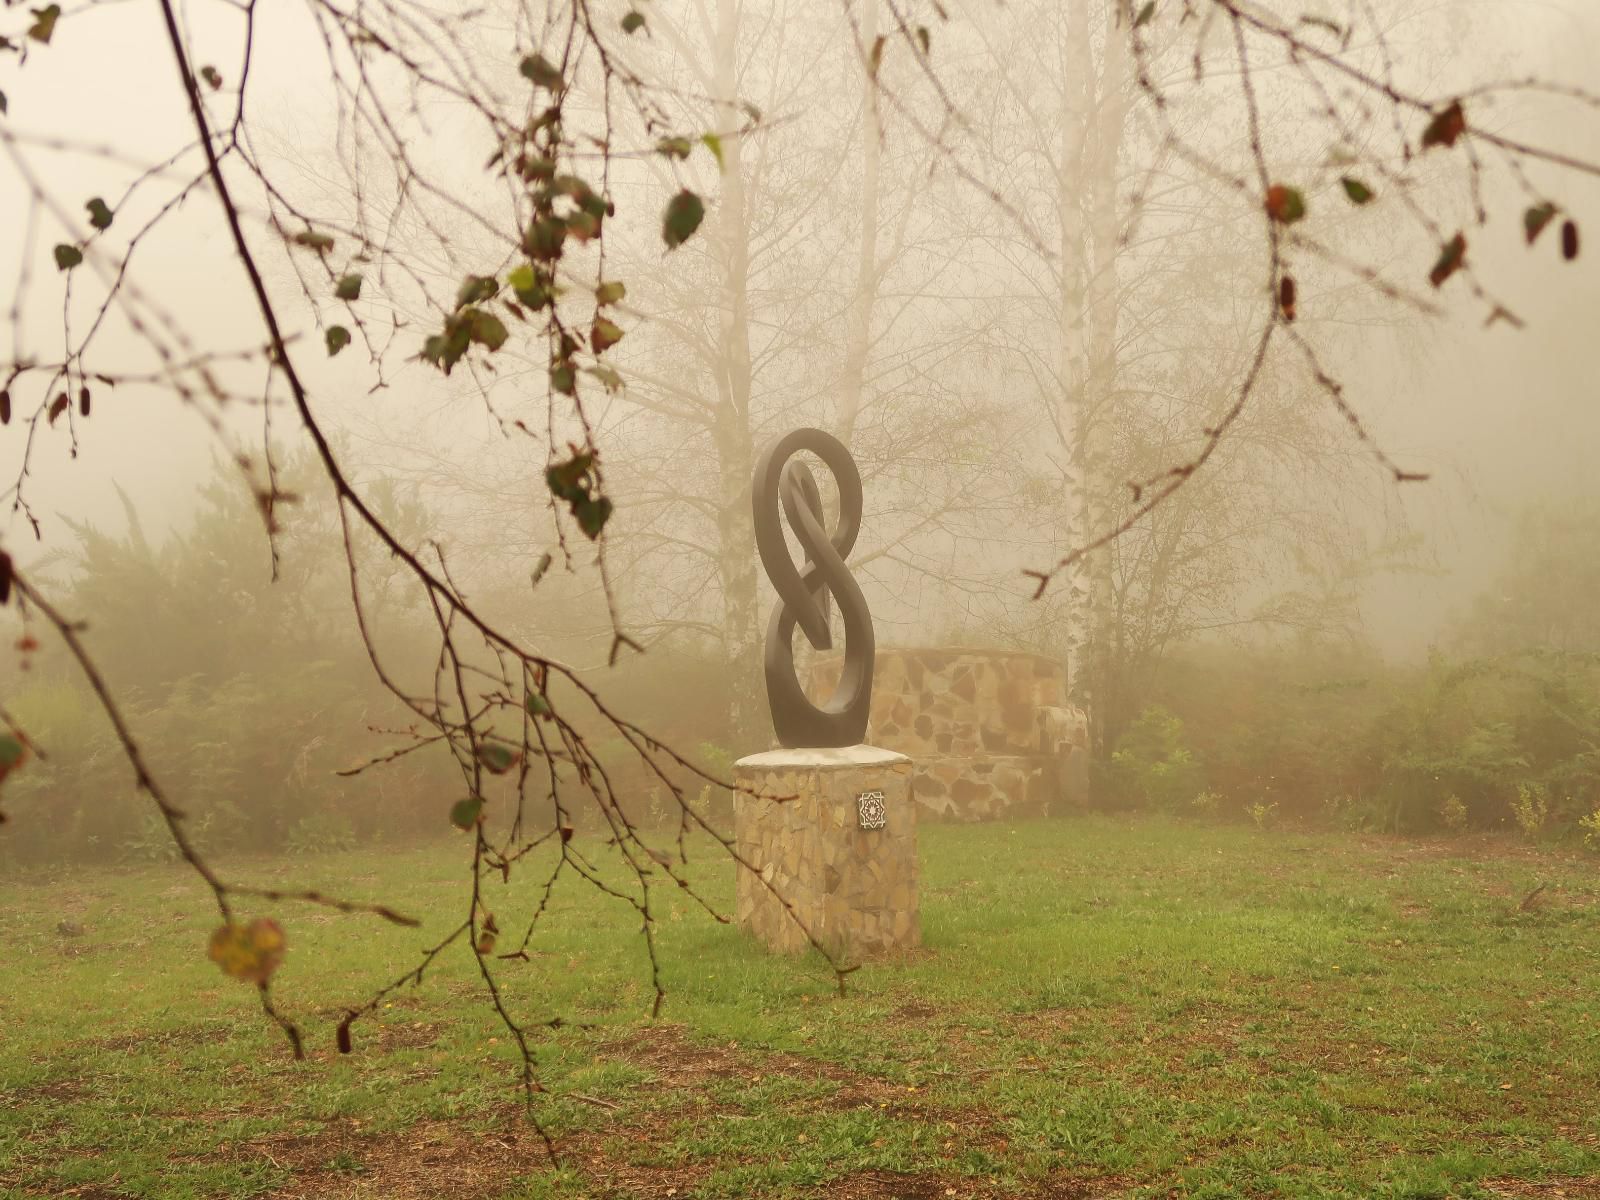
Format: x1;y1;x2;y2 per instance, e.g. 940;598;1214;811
3;0;1600;864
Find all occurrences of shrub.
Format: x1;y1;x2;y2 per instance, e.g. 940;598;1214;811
1437;793;1469;831
1580;807;1600;850
285;810;359;857
1510;782;1550;840
1190;790;1222;817
1107;706;1204;811
1246;801;1278;830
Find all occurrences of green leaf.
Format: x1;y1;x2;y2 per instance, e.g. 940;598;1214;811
1133;1;1155;28
335;273;363;301
591;316;624;353
85;197;112;230
550;362;576;395
0;734;26;769
421;312;474;374
53;243;82;271
467;309;508;351
1340;177;1373;205
595;280;626;305
518;155;556;183
291;229;335;254
519;53;564;90
545;451;594;500
1524;202;1557;245
662;190;705;250
526;691;552;718
575;495;613;539
656;136;693;160
700;132;725;172
325;325;351;356
27;5;60;44
566;210;601;242
477;743;518;774
586;364;623;393
524;216;566;261
621;10;645;33
1299;14;1344;37
509;264;554;310
456;274;498;308
449;797;484;830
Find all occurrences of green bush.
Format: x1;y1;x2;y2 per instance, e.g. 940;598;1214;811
1150;644;1600;836
1107;706;1204;811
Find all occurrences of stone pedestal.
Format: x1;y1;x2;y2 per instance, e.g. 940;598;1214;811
733;745;920;958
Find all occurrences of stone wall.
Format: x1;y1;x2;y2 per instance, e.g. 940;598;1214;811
733;746;919;958
810;647;1088;822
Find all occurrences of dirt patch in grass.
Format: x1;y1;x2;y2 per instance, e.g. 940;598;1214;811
247;1112;533;1199
599;1023;749;1088
209;1025;1015;1198
600;1022;909;1093
602;1022;997;1122
367;1019;442;1053
1343;833;1593;876
815;1168;1130;1199
1480;1179;1600;1199
95;1025;218;1054
10;1073;93;1105
559;1128;715;1198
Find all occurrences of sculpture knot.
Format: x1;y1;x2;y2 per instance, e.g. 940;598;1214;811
751;428;875;748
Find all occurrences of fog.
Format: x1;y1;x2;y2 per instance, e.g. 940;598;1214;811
2;0;1599;854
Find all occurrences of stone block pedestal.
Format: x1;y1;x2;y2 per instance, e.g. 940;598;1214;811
733;745;920;958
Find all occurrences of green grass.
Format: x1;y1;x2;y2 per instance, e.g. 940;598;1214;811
4;815;1600;1198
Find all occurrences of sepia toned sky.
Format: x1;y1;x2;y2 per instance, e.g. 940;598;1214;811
2;0;1597;658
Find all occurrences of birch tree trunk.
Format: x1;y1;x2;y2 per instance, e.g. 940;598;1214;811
1055;0;1096;718
1056;0;1131;762
836;0;880;446
1083;1;1132;757
710;0;762;746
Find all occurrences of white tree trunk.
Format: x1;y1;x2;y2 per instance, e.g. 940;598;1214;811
711;0;762;746
837;0;880;446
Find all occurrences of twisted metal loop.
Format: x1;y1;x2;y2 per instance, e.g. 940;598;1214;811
752;428;875;748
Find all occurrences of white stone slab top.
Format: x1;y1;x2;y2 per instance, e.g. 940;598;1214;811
735;744;910;771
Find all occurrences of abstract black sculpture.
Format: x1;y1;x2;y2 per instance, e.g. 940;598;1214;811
752;428;875;748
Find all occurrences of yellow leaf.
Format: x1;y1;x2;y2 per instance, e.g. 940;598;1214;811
207;918;286;984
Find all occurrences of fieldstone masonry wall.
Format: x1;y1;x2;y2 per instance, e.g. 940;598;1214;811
733;746;920;957
811;647;1089;822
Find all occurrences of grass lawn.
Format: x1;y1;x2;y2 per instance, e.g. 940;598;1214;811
3;814;1599;1199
